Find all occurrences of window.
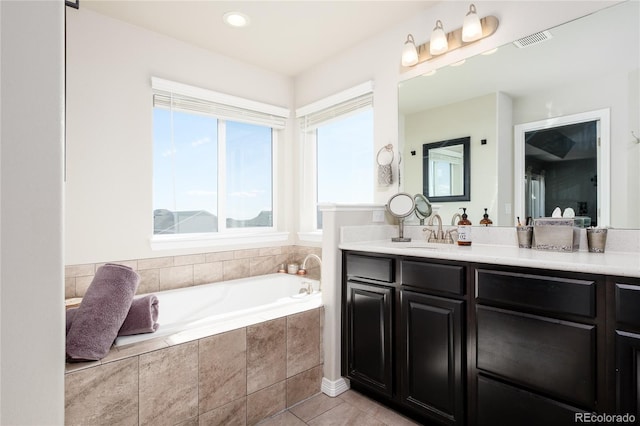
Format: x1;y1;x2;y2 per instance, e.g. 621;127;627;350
151;78;288;240
297;82;374;230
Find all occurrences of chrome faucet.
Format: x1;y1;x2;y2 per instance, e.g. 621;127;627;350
451;213;462;226
298;253;322;292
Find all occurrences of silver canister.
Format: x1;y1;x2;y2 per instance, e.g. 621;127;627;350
586;227;608;253
516;226;533;248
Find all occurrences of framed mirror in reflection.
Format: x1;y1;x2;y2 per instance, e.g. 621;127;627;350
398;1;639;228
423;137;470;202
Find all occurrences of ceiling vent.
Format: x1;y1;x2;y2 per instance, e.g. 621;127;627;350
513;30;553;48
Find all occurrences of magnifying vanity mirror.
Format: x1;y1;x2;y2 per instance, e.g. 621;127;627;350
414;193;433;225
399;1;639;228
387;192;415;242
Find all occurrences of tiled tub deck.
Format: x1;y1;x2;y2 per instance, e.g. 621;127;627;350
65;307;324;426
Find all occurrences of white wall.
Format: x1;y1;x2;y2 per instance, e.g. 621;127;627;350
65;8;295;265
0;1;65;424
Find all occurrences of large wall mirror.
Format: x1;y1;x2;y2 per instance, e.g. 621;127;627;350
399;1;639;228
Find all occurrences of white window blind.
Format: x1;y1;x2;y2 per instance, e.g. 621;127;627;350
151;77;290;129
296;81;373;131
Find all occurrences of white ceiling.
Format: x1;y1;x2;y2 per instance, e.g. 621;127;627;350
80;0;437;77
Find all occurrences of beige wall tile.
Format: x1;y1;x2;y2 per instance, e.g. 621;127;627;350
199;328;247;414
65;357;138;426
175;417;199;426
65;263;95;278
286;365;323;407
139;341;199;425
259;246;283;256
199;398;246;426
249;255;277;277
205;251;235;263
247;318;286;394
287;308;321;377
246;381;286;426
137;268;160;295
65;276;76;299
174;253;206;266
233;248;261;259
223;259;250;281
193;262;223;285
138;256;173;270
159;265;193;291
75;275;94;298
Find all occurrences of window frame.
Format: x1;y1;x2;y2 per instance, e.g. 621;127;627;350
150;78;289;250
296;81;374;235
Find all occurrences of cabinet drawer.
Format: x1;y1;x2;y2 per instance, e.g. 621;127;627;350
345;254;393;283
401;260;464;295
477;375;584;426
616;283;640;329
476;269;595;318
477;305;596;408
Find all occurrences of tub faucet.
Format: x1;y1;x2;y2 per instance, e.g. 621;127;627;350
298;253;322;292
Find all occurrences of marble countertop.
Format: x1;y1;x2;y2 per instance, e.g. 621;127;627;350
339;240;640;278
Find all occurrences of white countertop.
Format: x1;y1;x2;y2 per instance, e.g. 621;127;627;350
339;240;640;278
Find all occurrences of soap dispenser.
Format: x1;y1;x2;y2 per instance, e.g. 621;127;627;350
457;207;472;246
480;208;493;226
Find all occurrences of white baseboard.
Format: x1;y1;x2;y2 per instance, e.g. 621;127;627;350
321;377;350;397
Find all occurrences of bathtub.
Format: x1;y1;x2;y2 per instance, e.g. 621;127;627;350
114;273;322;347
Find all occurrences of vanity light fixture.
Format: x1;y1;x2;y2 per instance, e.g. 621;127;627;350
401;34;419;67
430;20;448;55
400;3;499;70
223;11;250;28
462;4;482;42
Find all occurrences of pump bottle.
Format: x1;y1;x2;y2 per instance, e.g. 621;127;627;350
457;207;472;246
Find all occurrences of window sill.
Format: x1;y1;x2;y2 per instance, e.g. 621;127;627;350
297;231;323;244
150;231;290;251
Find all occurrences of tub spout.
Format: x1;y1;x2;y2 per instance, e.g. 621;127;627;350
298;253;322;292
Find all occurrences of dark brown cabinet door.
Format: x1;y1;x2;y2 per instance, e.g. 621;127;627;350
345;280;394;397
617;330;640;418
400;290;464;425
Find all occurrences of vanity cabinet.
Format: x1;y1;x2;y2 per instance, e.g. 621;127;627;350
474;268;604;425
341;249;631;425
342;252;466;426
613;277;640;417
343;253;394;397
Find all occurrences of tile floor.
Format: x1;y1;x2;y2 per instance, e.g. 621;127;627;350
259;389;420;426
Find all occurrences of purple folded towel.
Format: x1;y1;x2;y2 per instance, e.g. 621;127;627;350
66;294;159;336
66;263;140;361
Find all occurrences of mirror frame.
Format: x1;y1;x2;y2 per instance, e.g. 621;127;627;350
423;136;470;202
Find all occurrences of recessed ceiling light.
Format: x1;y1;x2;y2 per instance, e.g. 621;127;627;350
451;59;466;67
422;70;437;77
223;12;250;28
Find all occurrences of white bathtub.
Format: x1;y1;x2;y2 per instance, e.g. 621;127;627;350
114;273;322;347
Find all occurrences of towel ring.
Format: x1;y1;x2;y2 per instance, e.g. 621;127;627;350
377;144;394;166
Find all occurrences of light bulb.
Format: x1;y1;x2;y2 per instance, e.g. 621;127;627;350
430;20;448;56
401;34;419;67
462;4;482;42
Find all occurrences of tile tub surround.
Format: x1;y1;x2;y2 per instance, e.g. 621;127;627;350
65;307;323;426
65;245;322;299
